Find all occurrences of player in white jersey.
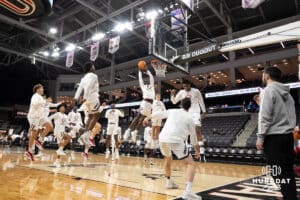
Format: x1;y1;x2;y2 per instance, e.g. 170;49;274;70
25;84;53;161
74;62;101;147
48;104;72;167
151;94;166;149
123;68;155;142
144;98;201;200
104;104;124;160
171;80;206;144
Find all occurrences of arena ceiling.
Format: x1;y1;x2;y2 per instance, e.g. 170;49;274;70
0;0;299;80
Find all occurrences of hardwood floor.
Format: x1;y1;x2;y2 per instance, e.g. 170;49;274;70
0;148;262;200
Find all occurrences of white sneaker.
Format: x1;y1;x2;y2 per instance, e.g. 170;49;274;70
166;180;179;189
115;150;120;160
35;152;43;158
182;190;202;200
54;160;61;168
131;130;138;143
71;151;75;160
105;150;110;159
149;159;154;165
56;149;66;156
123;129;131;141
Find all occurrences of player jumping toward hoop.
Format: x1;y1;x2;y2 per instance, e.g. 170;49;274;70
105;104;124;160
123;67;155;143
171;80;206;145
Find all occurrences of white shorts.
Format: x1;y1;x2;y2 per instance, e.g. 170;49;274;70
85;98;101;114
140;100;152;117
191;113;201;126
28;117;50;130
151;119;162;127
107;124;118;135
160;142;189;160
70;124;82;138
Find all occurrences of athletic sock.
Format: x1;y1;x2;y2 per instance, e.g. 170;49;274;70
166;176;171;184
185;182;193;192
59;146;63;151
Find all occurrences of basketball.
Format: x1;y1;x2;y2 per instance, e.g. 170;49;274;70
138;60;147;70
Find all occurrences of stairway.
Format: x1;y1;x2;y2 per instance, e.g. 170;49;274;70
232;113;258;147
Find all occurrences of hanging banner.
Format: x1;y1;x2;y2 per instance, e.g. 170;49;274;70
242;0;265;8
90;41;99;61
108;35;120;54
66;50;74;68
171;8;184;30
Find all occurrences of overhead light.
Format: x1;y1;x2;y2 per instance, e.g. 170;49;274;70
252;70;256;73
247;66;251;68
158;9;163;14
43;51;49;57
280;41;285;48
54;47;60;52
257;64;261;67
221;53;228;60
92;32;105;41
65;43;76;51
273;64;278;67
218;71;222;74
77;46;84;50
51;51;60;57
113;22;132;32
49;27;57;34
284;62;288;65
146;10;158;20
248;48;255;55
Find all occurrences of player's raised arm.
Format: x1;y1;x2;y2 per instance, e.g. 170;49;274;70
147;70;154;87
138;70;144;88
197;90;206;114
170;90;183;104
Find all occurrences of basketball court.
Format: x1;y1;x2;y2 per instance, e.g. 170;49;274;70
0;0;300;200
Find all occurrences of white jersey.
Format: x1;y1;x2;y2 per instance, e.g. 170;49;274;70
105;109;124;125
152;100;166;112
139;70;155;100
43;102;60;118
171;88;206;114
74;72;99;101
28;93;47;119
152;109;197;145
49;112;69;132
68;111;83;126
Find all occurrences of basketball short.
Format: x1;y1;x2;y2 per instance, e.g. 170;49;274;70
70;124;81;138
191;112;201;126
160;142;189;160
144;134;153;149
28;117;50;130
140;100;152;117
151;118;162;126
85;97;101;114
107;124;118;135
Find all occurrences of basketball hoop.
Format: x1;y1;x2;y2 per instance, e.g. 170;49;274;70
151;59;167;77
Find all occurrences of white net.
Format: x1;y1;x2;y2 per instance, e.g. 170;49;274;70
151;60;167;77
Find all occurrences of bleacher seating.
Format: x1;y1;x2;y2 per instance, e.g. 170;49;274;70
201;115;250;147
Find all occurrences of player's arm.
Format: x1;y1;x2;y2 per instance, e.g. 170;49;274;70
143;110;168;126
138;71;144;88
119;110;125;118
197;90;206;118
170;90;183;104
74;80;84;102
48;112;58;121
147;70;154;87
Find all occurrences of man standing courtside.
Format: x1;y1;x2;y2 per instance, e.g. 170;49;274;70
144;98;201;200
256;67;297;200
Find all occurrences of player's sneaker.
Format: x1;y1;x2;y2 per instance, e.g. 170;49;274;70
35;152;43;158
81;152;88;160
123;129;130;141
166;180;179;189
105;150;110;159
24;151;34;161
78;137;84;145
54;159;61;168
111;153;115;161
88;138;96;146
56;149;66;156
35;139;44;150
182;191;202;200
131;130;138;143
149;159;154;165
115;150;120;160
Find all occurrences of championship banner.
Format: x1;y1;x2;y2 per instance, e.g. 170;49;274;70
242;0;265;8
66;50;74;68
90;41;99;61
108;35;120;54
171;9;185;30
298;43;300;80
0;0;53;19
